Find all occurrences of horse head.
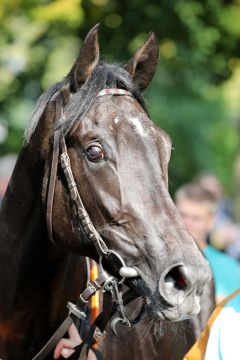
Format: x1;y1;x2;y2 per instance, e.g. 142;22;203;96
26;24;211;326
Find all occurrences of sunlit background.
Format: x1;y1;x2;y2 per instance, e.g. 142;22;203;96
0;0;240;219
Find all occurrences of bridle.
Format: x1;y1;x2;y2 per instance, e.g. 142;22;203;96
33;88;144;359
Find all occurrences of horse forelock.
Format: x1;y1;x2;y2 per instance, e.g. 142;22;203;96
24;62;147;143
61;63;147;135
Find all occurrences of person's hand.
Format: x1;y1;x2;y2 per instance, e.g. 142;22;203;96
53;323;82;359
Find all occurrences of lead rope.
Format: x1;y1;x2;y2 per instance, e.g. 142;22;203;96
32;270;113;360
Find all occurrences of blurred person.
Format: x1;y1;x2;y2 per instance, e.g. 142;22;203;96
196;172;240;261
175;183;240;303
0;154;17;206
53;323;96;360
211;222;240;261
196;172;232;226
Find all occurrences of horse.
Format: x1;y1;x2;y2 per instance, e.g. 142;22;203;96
0;24;212;360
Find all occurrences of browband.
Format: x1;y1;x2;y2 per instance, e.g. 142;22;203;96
98;89;132;97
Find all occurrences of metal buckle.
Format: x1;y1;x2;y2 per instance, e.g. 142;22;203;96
67;302;86;321
99;250;126;284
102;276;115;292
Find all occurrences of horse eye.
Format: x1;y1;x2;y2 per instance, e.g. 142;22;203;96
86;145;104;161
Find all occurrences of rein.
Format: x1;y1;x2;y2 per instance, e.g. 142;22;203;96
33;88;142;360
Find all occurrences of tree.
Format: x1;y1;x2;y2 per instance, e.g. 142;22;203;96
0;0;239;194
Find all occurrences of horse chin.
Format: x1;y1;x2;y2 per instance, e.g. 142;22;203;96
150;294;201;322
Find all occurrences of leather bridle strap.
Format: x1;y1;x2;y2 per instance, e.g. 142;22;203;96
32;272;140;359
46;95;64;245
37;88;139;360
32;278;140;359
72;291;112;360
46;92;109;256
59;136;110;256
32;316;74;360
32;271;111;360
46;88;132;257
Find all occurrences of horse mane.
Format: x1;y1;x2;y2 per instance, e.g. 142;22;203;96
24;63;147;143
24;81;62;143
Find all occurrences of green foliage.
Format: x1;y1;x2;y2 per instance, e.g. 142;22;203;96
0;0;239;193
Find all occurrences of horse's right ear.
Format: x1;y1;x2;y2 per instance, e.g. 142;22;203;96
125;32;159;92
68;24;100;91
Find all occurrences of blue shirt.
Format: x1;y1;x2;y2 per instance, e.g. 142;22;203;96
204;245;240;298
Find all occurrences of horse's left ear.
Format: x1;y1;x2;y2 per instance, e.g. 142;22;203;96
125;32;159;91
68;23;100;91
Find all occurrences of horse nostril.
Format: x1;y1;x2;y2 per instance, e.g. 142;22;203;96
159;265;192;305
165;265;189;291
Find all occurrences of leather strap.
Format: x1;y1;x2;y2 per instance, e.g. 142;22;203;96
46;97;63;245
31;272;110;360
32;315;73;360
98;89;131;97
59;136;109;256
38;88;141;360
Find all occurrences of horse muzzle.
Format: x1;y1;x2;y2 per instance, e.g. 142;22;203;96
132;261;212;322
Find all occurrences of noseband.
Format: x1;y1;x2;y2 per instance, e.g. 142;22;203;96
33;89;143;359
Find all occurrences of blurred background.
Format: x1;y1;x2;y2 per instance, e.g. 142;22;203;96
0;0;240;218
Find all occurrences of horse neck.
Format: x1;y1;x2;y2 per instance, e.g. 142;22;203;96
0;143;47;320
0;141;88;359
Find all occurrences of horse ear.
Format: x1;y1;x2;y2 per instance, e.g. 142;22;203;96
68;23;100;91
125;32;159;91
